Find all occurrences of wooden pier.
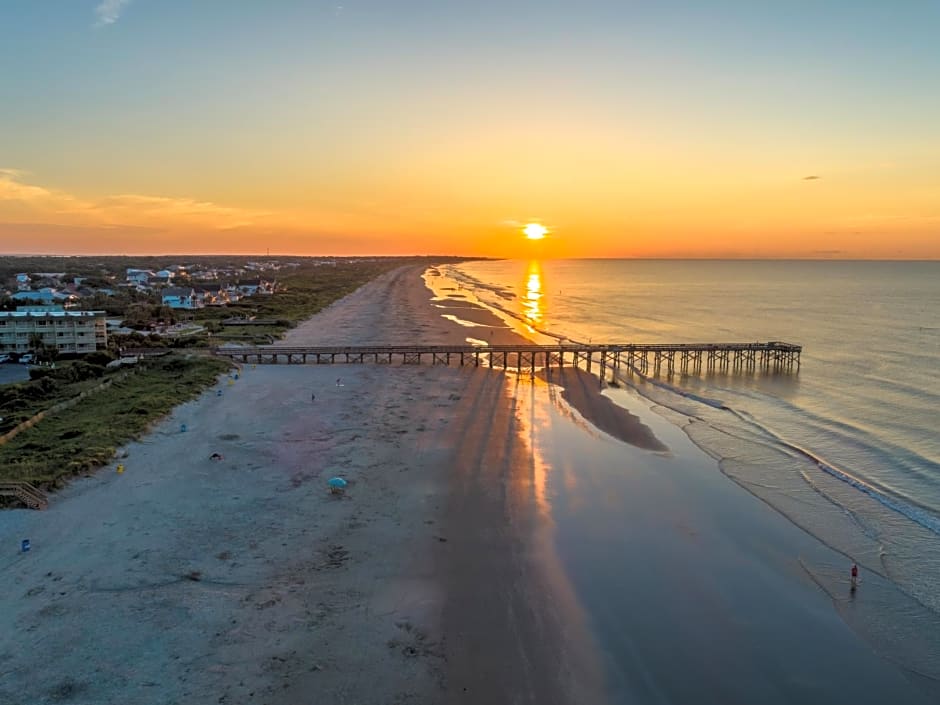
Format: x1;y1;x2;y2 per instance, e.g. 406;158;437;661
215;341;801;376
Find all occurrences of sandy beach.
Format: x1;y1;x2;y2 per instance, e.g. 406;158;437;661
0;266;610;704
1;264;935;704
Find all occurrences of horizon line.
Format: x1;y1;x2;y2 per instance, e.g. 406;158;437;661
1;254;938;263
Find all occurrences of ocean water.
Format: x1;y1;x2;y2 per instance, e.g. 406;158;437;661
438;258;940;677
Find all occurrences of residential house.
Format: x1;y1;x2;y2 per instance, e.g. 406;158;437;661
126;269;155;285
162;286;202;310
235;279;275;297
33;273;67;286
194;284;228;306
11;288;77;306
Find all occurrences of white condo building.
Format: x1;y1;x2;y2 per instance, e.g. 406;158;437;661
0;308;108;354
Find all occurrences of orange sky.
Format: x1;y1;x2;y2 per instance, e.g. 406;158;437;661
1;2;938;258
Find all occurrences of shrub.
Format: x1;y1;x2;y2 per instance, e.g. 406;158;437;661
84;351;116;367
22;377;59;399
29;362;105;384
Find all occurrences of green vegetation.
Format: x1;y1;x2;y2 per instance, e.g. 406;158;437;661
0;358;117;434
0;355;230;486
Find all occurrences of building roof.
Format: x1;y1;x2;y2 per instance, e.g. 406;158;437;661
0;310;105;319
11;291;57;301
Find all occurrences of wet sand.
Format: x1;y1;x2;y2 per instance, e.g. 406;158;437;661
1;264;933;704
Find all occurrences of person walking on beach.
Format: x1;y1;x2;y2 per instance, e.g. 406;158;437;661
851;563;859;588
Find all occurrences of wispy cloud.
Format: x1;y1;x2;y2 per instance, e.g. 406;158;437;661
93;194;264;229
0;170;64;203
0;169;265;230
95;0;132;27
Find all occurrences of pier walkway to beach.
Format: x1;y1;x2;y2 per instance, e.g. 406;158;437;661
215;341;801;376
0;481;48;510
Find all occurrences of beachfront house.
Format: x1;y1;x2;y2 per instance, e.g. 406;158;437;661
162;286;202;310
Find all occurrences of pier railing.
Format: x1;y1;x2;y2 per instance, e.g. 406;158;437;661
215;341;801;376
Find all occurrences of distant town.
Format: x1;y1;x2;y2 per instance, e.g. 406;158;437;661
0;256;413;361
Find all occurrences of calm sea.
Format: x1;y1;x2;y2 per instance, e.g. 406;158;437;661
441;259;940;644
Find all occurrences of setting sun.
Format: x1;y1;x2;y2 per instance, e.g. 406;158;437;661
523;223;548;240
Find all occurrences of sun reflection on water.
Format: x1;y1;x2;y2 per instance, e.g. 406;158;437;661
523;260;543;332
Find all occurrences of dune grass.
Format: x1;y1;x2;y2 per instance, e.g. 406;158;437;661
0;355;230;486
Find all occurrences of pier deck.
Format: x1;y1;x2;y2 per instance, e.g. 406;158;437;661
215;341;801;376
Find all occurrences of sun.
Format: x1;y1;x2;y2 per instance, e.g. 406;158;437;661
523;223;548;240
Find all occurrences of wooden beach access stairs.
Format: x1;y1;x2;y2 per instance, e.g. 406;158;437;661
0;481;49;510
215;341;802;377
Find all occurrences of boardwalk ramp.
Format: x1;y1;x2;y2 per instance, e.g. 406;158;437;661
0;481;49;510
